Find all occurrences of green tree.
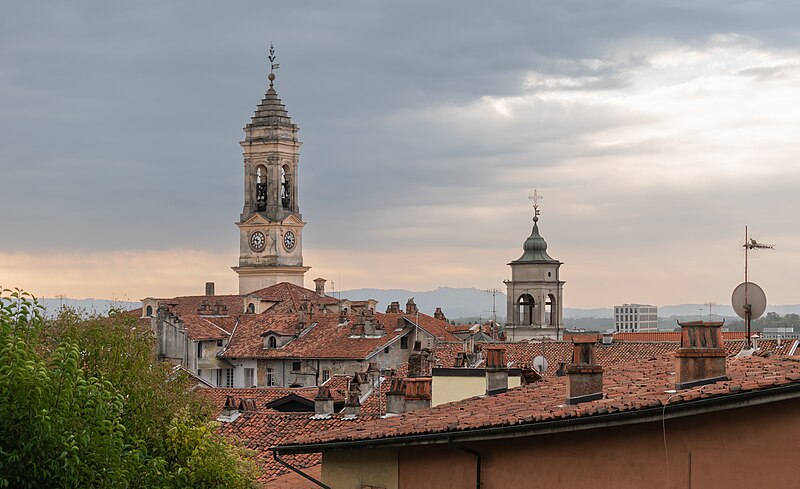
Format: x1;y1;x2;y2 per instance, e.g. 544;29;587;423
0;289;258;488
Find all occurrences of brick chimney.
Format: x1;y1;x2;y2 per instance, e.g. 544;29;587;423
405;298;418;315
205;281;215;296
386;377;406;415
675;320;728;389
408;341;430;378
485;346;508;395
386;301;401;314
343;380;361;415
565;339;603;405
313;277;327;296
314;386;335;415
404;377;432;412
351;312;365;336
433;307;447;322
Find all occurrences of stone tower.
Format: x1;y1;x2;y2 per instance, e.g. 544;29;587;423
233;55;309;294
504;191;564;340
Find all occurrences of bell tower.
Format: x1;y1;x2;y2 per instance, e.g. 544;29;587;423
233;45;309;294
504;190;565;340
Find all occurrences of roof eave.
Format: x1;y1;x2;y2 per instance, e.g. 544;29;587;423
272;381;800;455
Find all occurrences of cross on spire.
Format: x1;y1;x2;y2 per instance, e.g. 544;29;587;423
529;189;542;222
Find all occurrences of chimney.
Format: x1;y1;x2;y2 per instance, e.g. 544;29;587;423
338;308;348;325
386;301;401;314
386;377;406;414
404;377;432;412
434;307;447;322
565;339;603;405
343;380;361;415
408;341;430;377
485;346;509;395
351;312;365;336
675;321;728;389
205;282;215;296
601;332;613;345
314;386;335;416
217;395;241;423
405;298;418;315
313;277;327;296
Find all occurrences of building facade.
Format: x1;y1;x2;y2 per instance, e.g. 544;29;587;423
614;303;658;332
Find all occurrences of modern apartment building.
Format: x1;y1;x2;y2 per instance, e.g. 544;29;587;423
614;304;658;332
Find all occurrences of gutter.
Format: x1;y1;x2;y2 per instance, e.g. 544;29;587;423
271;450;331;489
274;381;800;454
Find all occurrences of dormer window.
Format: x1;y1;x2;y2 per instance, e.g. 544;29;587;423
146;305;153;317
247;303;255;314
267;336;277;349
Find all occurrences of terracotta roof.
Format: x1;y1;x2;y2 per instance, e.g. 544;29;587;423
181;314;233;340
279;354;800;449
223;311;411;360
264;464;321;488
613;331;748;341
248;282;340;310
434;339;797;376
198;387;324;415
217;411;377;484
383;312;461;342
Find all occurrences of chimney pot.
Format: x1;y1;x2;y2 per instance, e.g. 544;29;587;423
386;377;407;414
565;340;603;405
343;380;361;415
405;298;418;315
485;346;509;395
314;386;335;415
313;277;327;296
205;282;215;296
675;320;728;389
387;301;401;314
434;307;447;321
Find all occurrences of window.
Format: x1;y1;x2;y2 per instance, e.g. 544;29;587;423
266;367;275;386
247;303;255;314
216;339;223;347
384;346;390;354
197;368;202;378
292;361;301;372
196;342;203;359
400;337;409;350
244;368;255;387
146;305;153;316
215;369;233;388
322;369;330;383
268;336;277;349
255;165;267;212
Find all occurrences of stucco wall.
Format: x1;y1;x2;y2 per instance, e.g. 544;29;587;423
432;374;522;406
395;396;800;489
323;448;398;489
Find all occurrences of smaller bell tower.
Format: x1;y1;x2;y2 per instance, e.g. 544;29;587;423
504;190;564;340
233;45;309;294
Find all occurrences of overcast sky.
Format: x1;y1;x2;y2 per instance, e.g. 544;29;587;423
1;1;799;308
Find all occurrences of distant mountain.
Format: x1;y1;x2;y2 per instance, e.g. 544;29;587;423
38;298;139;317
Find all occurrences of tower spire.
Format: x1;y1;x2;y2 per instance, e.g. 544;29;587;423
268;42;280;87
529;189;542;222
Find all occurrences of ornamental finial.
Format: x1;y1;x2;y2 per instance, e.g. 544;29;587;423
529;189;542;222
267;42;280;87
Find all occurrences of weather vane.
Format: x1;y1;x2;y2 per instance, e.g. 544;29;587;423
267;42;280;86
529;189;542;222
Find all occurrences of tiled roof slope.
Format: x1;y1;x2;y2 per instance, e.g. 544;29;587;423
389;313;460;342
434;339;797;375
181;314;233;340
223;311;411;359
198;387;328;415
614;331;748;341
282;355;800;448
218;412;377;485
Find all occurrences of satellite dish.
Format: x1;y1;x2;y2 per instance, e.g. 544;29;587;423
731;282;767;320
533;355;549;374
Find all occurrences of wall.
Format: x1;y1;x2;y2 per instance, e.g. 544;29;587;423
394;396;800;489
322;448;398;489
257;358;366;387
431;372;522;406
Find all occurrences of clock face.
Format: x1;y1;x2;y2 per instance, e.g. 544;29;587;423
283;230;296;251
249;231;266;252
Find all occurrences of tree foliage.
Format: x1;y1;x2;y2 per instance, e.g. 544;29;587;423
0;289;258;488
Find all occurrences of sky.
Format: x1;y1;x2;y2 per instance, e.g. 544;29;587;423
1;1;799;308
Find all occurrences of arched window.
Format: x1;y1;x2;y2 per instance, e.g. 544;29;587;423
255;165;268;212
146;305;153;317
268;336;277;349
247;303;255;314
280;165;290;209
517;294;535;326
545;294;557;326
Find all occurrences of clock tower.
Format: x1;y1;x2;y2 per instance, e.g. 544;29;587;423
233;49;309;294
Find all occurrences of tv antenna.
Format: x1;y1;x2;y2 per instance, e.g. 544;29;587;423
733;225;774;347
483;288;500;339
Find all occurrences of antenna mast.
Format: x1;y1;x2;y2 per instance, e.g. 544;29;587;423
742;225;775;347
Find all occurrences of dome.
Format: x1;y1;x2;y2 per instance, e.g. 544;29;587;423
513;219;558;263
